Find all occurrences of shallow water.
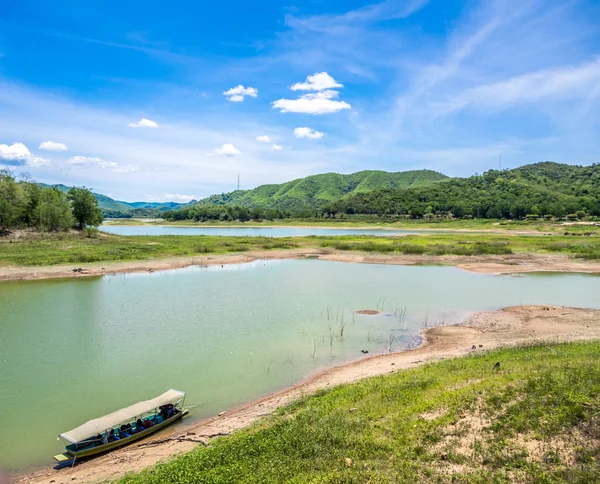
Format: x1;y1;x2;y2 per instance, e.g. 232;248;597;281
100;224;431;237
1;260;599;470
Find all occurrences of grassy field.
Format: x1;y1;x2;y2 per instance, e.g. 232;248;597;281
1;231;600;266
318;234;600;260
104;217;600;234
119;341;600;483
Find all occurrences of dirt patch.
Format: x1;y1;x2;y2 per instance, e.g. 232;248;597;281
514;429;599;467
14;305;600;484
355;309;382;315
419;408;448;421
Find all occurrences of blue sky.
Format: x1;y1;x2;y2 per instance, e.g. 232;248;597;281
1;0;599;202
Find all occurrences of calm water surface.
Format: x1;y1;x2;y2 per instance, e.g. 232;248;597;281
1;260;599;470
101;225;430;237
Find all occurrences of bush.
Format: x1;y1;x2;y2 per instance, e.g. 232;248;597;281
397;244;426;255
83;227;99;238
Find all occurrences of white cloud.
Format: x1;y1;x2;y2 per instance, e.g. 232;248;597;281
0;142;49;166
0;142;34;161
301;90;340;100
114;164;139;173
256;135;272;143
67;156;137;173
272;144;283;151
274;73;350;114
294;127;325;139
153;194;198;202
273;95;351;114
291;72;343;91
68;156;116;168
223;85;258;102
127;118;159;128
39;141;68;152
210;144;242;156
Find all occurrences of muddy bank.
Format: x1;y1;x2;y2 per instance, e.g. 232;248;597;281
1;249;600;283
14;305;600;484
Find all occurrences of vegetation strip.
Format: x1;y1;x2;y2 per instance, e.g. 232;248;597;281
1;232;600;269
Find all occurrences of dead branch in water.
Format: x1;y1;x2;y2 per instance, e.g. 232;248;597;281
137;436;210;448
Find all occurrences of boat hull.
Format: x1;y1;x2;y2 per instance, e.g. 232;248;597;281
57;409;188;461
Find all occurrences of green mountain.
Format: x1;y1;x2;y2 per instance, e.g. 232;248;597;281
195;170;449;212
39;183;191;217
326;162;600;218
127;201;196;210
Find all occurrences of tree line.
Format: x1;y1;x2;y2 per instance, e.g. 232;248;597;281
162;204;292;222
0;170;103;231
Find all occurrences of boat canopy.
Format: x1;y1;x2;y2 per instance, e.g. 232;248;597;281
59;389;185;443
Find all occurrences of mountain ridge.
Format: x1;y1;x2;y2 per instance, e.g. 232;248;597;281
194;169;449;212
39;183;192;216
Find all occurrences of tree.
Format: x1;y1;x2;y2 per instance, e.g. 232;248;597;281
38;188;73;231
0;169;25;230
67;187;103;229
20;181;42;226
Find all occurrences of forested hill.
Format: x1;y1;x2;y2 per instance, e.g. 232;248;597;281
325;162;600;218
40;184;193;217
194;170;448;212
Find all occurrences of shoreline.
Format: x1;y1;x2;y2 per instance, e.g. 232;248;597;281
101;222;553;235
2;249;600;282
14;304;600;484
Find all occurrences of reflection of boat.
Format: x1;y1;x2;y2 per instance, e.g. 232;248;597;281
53;389;188;466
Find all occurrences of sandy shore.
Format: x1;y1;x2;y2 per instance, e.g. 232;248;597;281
14;305;600;484
2;249;600;283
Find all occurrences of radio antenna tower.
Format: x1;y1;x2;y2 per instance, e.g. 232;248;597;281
237;174;240;191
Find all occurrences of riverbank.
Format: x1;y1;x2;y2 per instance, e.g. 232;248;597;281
1;229;600;280
2;248;600;282
15;305;600;483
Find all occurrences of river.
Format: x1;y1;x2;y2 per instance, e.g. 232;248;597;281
1;260;599;470
100;225;438;237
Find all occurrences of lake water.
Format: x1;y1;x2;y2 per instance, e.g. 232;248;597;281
1;260;599;471
100;225;429;237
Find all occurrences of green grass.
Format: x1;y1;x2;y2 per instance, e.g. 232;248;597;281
119;341;600;483
1;231;599;267
318;233;600;259
0;232;301;266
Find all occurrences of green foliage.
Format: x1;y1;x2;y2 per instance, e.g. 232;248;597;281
67;187;104;229
326;162;600;219
0;172;72;231
120;342;600;483
163;205;290;223
320;238;513;256
188;170;448;214
37;188;74;231
163;162;600;221
0;169;25;229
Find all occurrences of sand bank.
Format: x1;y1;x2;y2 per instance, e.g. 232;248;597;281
2;249;600;283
